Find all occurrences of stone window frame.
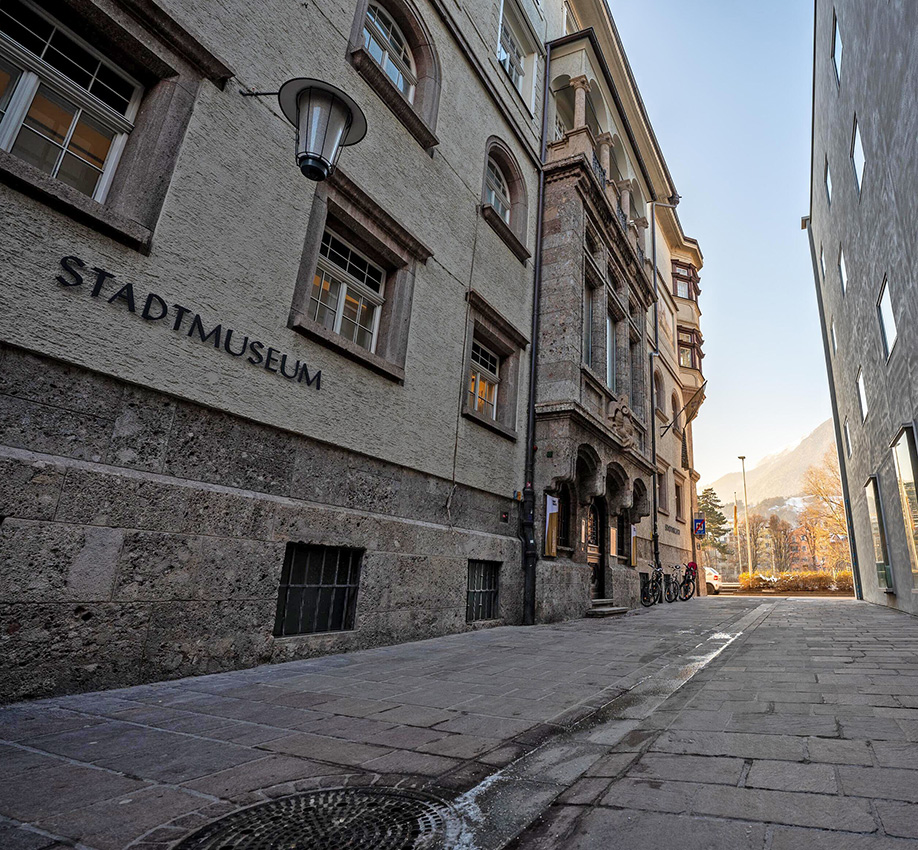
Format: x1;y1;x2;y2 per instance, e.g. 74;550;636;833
347;0;441;150
480;136;530;263
290;168;432;384
0;0;233;253
673;472;686;523
461;288;528;441
657;465;669;515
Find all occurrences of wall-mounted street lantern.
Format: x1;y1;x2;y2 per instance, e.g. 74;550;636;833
277;78;367;181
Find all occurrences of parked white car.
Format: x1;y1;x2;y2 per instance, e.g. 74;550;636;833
705;567;721;595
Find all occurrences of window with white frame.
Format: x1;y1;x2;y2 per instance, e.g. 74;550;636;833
606;312;616;391
563;2;580;35
485;156;511;224
856;368;868;420
839;247;847;293
832;11;842;81
0;0;141;201
825;157;832;203
878;277;897;358
498;16;524;91
363;3;416;101
469;339;500;420
851;116;865;191
311;230;385;353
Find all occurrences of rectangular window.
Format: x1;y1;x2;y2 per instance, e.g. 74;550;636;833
856;369;868;420
832;11;843;81
839;248;847;293
498;18;524;90
658;470;668;513
678;329;700;370
878;277;897;358
675;480;684;521
831;320;837;354
583;285;594;369
820;245;826;279
469;339;500;420
606;312;616;391
844;416;852;458
865;475;891;589
852;117;865;191
616;512;628;558
311;230;385;353
825;157;832;203
466;560;500;621
274;544;362;636
892;427;918;588
0;0;142;200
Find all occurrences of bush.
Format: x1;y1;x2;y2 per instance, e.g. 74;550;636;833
739;569;853;593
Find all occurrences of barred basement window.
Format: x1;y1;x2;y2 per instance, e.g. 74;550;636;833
466;560;500;621
274;544;362;636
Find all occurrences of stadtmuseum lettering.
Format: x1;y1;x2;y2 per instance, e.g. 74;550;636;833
55;256;321;389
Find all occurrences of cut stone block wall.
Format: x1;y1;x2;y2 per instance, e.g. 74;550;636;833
0;344;522;702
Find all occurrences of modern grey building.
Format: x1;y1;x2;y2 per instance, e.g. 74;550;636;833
807;0;918;614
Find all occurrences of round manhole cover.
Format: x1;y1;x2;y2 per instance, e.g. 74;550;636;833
172;787;459;850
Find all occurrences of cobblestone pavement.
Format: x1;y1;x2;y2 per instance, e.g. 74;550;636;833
2;597;918;849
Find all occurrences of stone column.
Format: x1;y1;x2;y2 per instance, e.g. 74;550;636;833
615;179;631;220
596;132;612;178
570;75;590;130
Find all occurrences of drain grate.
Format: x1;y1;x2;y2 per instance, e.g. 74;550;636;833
172;787;459;850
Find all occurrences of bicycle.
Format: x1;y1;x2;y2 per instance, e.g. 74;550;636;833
665;564;682;603
640;562;665;607
678;562;698;601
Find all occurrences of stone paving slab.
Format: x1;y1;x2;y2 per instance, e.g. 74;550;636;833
5;597;918;848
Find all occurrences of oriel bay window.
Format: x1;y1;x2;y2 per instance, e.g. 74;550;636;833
678;327;703;371
312;230;384;353
0;0;141;200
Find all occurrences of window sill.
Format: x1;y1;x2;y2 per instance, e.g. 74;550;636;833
462;405;518;441
291;314;405;383
481;203;531;263
349;47;439;150
0;149;152;252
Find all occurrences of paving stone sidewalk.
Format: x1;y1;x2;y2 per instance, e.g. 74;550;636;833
3;597;918;849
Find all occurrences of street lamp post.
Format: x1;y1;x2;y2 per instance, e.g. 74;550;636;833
739;455;753;575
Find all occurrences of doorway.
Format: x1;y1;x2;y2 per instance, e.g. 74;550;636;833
586;500;606;599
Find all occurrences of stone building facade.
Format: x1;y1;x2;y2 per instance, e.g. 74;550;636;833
0;0;707;701
0;0;547;701
532;0;705;617
807;0;918;615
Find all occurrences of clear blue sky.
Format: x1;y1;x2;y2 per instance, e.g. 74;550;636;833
610;0;832;485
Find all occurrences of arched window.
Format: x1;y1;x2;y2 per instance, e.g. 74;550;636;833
481;137;530;262
348;0;441;148
485;157;511;224
363;4;417;101
671;393;682;432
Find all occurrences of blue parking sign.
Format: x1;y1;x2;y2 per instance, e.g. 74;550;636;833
693;518;706;537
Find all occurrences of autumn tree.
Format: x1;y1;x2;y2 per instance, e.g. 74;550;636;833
767;514;794;571
738;513;768;572
802;448;851;574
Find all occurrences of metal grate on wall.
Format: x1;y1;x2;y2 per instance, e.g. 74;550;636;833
466;560;500;622
274;544;362;636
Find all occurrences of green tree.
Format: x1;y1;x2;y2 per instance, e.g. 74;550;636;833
697;487;731;559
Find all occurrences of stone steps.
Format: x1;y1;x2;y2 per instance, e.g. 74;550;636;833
585;599;629;618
